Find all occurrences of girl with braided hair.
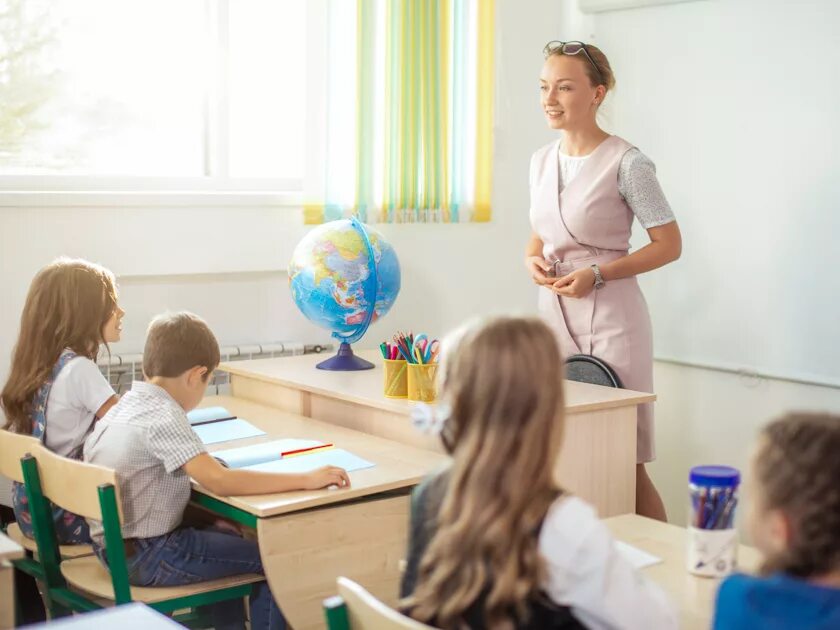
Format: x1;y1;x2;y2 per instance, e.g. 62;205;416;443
714;413;840;629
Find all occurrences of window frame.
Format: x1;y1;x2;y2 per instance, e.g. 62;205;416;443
0;0;321;208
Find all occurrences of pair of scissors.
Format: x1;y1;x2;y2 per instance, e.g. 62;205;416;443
411;334;429;364
424;339;440;363
411;334;439;364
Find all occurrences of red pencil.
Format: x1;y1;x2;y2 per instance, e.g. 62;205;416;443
281;443;334;458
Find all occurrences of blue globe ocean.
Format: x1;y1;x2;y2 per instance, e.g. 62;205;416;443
288;219;401;356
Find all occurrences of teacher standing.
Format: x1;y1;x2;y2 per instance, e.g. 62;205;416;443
525;41;682;521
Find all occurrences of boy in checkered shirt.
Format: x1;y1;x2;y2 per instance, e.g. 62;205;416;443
85;312;349;629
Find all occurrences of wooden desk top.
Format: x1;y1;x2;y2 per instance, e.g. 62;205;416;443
604;514;762;630
191;396;447;518
0;530;24;562
221;349;656;415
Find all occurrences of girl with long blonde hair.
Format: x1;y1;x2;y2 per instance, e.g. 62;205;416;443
401;316;675;630
2;257;124;543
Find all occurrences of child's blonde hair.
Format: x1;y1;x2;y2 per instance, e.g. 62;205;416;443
2;258;118;434
754;412;840;577
407;316;566;628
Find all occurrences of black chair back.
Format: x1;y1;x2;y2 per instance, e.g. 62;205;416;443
564;354;623;388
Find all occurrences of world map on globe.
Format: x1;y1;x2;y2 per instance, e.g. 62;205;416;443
288;219;401;344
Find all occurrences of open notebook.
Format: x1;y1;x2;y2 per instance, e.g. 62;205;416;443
614;540;662;569
211;439;376;474
186;406;266;445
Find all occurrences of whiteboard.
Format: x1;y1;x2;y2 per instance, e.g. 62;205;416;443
593;0;840;387
579;0;704;14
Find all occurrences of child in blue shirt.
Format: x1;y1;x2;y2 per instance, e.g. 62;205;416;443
714;412;840;630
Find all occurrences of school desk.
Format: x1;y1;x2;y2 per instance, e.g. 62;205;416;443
605;514;762;630
0;530;24;629
220;349;655;516
189;395;447;630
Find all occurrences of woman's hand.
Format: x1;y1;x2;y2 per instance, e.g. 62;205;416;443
525;256;553;286
552;267;596;298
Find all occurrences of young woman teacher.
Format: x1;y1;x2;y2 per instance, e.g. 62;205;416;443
526;41;682;520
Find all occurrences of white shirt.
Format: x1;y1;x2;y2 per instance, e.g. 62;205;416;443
558;150;590;190
45;354;115;458
539;496;678;630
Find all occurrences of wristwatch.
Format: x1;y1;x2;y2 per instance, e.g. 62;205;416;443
591;264;606;290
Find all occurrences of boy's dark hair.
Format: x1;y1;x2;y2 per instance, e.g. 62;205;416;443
143;312;220;381
756;412;840;577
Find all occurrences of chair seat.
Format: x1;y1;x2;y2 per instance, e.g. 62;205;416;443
6;522;94;559
61;555;264;604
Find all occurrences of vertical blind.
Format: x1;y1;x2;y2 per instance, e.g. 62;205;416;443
305;0;494;224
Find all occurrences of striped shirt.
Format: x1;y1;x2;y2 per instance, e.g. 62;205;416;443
83;381;206;544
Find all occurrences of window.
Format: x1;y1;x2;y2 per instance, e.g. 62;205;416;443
0;0;307;193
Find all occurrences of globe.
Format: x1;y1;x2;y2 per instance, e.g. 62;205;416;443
288;217;401;370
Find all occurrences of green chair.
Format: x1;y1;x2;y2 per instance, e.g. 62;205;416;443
19;440;263;625
323;576;435;629
0;429;94;621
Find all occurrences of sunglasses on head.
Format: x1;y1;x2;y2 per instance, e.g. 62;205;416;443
543;40;605;85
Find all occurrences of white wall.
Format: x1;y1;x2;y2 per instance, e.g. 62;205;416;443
650;362;840;528
0;2;559;388
0;0;562;506
592;0;840;386
584;0;840;525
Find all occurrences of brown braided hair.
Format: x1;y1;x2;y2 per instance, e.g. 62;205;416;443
753;412;840;577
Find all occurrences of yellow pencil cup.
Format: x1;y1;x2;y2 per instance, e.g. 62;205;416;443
383;359;408;399
407;362;438;402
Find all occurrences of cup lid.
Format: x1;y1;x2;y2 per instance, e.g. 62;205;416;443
689;465;740;488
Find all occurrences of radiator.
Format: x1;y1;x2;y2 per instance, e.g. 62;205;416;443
97;341;333;395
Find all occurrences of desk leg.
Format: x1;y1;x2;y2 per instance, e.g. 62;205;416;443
557;407;637;517
256;494;409;630
0;561;15;630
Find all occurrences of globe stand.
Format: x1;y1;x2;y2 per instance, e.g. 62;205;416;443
316;342;375;371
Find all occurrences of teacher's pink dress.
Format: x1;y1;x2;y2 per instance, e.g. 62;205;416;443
530;135;656;463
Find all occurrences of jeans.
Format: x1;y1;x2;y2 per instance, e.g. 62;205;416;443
94;527;286;630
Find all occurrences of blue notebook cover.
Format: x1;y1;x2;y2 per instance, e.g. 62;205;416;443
187;406;236;426
212;439;327;468
193;419;266;445
243;448;375;474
